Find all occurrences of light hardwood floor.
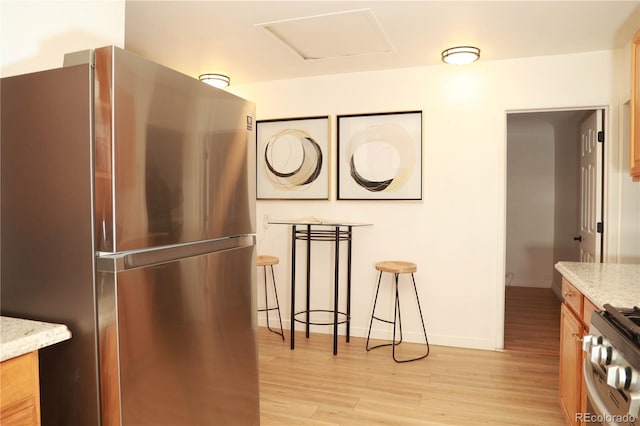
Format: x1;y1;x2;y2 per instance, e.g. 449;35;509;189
504;286;562;356
258;327;565;425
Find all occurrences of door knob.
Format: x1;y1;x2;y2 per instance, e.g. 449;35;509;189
573;235;582;242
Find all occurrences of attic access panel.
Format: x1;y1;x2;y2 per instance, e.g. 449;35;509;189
258;9;394;60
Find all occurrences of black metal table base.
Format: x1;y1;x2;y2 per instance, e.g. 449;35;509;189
290;225;353;355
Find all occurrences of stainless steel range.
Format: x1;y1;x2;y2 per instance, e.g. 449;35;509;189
583;305;640;426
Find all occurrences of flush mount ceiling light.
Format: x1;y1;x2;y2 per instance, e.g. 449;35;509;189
441;46;480;65
199;73;230;88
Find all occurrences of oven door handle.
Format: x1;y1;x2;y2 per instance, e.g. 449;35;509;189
583;360;613;423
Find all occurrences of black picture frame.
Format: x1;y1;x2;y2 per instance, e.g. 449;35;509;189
337;111;422;200
256;116;330;200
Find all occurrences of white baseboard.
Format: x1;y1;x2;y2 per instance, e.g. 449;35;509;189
257;318;498;351
507;279;553;288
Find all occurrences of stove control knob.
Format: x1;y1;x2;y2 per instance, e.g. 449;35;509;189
600;345;616;366
590;345;602;366
607;366;640;392
590;345;617;366
582;335;603;353
607;366;628;388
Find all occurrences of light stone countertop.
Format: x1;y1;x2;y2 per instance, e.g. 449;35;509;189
555;261;640;308
1;316;72;362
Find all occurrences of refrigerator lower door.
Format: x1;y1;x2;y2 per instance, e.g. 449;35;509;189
97;244;259;426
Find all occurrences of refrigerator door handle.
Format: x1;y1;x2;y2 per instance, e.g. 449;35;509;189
97;235;255;272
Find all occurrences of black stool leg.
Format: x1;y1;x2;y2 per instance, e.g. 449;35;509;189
269;264;285;341
392;272;429;363
393;273;403;345
410;273;429;356
366;271;402;352
259;265;284;340
262;265;271;330
366;271;384;351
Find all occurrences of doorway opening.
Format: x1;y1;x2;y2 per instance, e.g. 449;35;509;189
503;108;603;356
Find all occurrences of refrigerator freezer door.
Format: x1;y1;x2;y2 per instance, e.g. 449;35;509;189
97;244;259;426
94;47;256;253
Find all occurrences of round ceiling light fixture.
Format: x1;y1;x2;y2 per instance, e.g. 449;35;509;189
199;73;231;88
441;46;480;65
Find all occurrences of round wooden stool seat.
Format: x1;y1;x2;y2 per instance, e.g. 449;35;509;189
375;261;417;274
257;255;279;267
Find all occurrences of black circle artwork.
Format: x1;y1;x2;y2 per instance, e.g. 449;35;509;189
263;129;323;190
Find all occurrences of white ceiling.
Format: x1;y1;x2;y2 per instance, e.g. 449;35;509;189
124;1;640;86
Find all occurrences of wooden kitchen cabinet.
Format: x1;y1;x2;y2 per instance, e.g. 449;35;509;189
631;28;640;181
0;351;41;426
0;317;71;426
559;278;598;426
560;303;583;426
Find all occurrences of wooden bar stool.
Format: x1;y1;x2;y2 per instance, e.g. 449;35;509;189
257;255;284;340
365;260;429;362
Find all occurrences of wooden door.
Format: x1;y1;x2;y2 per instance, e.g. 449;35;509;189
578;110;603;262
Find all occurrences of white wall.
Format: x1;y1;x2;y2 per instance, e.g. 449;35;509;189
618;102;640;263
0;0;125;77
506;118;556;288
611;21;640;264
605;7;640;263
230;51;618;350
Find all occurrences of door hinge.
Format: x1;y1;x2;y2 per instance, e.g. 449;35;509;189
597;222;604;234
597;131;604;143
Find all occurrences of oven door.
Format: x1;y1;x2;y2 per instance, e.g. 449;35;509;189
583;361;640;426
584;359;608;425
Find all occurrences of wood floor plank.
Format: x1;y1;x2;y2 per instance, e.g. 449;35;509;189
259;287;563;424
504;286;561;356
258;327;564;425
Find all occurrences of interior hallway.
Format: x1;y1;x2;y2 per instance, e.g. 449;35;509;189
504;286;562;356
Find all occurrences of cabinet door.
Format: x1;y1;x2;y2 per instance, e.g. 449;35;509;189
0;351;40;426
560;303;583;426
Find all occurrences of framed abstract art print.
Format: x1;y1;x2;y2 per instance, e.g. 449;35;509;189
256;116;330;200
337;111;422;200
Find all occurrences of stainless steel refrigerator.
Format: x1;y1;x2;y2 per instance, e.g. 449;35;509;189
1;46;259;425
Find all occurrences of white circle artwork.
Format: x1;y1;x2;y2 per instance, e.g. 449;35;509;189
347;123;415;192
